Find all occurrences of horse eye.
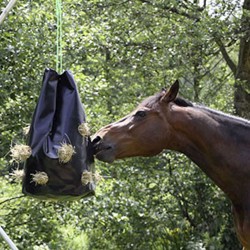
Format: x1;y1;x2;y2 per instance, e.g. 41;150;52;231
135;110;146;118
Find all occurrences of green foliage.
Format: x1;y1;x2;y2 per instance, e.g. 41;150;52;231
0;0;244;249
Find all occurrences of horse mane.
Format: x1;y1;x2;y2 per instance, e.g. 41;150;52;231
173;96;247;125
173;96;250;128
196;104;250;127
142;92;250;127
174;97;193;107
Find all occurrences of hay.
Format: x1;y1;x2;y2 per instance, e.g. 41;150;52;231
58;143;75;163
93;172;103;183
10;144;32;162
81;171;103;185
11;169;25;183
81;171;93;185
31;171;48;185
23;125;30;136
78;123;90;137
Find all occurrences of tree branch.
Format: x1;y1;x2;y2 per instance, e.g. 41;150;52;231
0;195;24;206
215;38;237;76
138;0;202;21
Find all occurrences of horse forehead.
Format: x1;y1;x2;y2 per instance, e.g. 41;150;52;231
137;100;161;110
136;104;151;110
115;94;163;122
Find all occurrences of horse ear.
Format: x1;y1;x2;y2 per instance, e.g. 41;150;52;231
161;80;179;103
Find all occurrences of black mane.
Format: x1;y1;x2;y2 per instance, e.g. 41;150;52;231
140;90;250;129
175;98;250;126
174;97;193;107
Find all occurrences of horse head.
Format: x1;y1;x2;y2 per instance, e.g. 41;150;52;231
93;81;180;163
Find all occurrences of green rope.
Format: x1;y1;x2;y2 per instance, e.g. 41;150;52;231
56;0;63;73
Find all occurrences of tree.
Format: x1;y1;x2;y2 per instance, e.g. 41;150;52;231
233;0;250;118
0;0;247;249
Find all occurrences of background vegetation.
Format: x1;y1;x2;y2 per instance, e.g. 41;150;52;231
0;0;248;249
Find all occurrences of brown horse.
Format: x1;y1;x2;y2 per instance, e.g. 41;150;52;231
93;81;250;249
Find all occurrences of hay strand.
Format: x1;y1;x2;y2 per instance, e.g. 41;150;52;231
10;144;31;162
78;123;90;137
81;171;103;185
93;172;103;183
22;125;30;136
58;143;75;163
10;169;25;183
31;172;48;186
81;171;93;185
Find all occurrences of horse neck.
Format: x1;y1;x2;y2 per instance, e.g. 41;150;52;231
167;104;250;204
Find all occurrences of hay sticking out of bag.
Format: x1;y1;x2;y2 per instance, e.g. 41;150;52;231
31;171;48;186
11;169;25;183
23;125;30;136
78;123;90;137
81;171;93;185
93;172;103;183
81;171;103;185
10;144;32;162
58;143;75;163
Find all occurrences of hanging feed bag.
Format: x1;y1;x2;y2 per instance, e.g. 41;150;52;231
22;68;95;200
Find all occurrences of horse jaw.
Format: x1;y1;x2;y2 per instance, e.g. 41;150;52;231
93;136;164;163
95;148;116;163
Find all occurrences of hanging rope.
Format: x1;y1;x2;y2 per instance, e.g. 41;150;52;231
56;0;63;73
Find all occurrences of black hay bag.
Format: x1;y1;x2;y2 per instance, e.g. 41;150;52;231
22;68;95;200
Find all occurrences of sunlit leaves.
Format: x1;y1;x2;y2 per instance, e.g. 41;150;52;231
0;0;243;248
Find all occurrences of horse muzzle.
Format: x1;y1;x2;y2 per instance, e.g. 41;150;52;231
92;136;116;163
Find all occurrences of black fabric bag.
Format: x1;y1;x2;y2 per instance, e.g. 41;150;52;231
22;68;95;200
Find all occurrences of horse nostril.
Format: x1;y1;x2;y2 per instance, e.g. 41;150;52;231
92;136;102;144
105;145;112;150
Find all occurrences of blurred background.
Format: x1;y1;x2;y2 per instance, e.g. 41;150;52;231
1;0;247;249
